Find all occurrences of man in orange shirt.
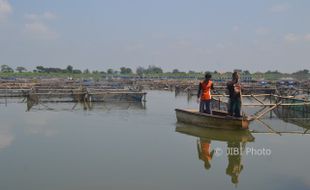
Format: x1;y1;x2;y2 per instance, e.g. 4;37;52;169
197;73;214;114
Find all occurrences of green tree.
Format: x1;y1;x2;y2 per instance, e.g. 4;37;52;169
107;69;114;74
120;67;133;74
83;69;90;74
92;70;99;74
36;66;45;72
146;65;163;74
172;69;180;74
66;65;73;73
243;70;251;75
136;67;145;76
1;65;14;73
16;66;27;73
292;69;309;80
73;69;82;74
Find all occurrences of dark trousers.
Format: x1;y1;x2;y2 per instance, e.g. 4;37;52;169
228;99;241;117
199;99;212;114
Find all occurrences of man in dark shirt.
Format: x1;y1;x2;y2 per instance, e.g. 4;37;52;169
227;72;242;117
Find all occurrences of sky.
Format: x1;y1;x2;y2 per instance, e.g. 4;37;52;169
0;0;310;73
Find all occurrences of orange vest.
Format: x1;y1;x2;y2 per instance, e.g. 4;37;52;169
200;80;212;100
201;142;212;161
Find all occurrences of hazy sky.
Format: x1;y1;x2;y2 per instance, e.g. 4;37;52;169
1;0;310;73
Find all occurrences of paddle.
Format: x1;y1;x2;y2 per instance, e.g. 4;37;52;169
239;83;246;119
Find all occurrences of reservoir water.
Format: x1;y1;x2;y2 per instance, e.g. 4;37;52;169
0;91;310;190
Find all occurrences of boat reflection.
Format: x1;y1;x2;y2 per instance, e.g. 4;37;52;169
176;123;255;185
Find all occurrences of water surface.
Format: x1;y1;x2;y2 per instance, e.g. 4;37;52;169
0;91;310;190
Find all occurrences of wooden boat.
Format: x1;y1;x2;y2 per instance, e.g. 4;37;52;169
175;108;250;130
175;123;255;142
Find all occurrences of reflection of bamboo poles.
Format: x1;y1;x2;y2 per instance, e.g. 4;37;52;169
26;101;147;111
251;131;310;135
38;102;54;110
255;119;281;136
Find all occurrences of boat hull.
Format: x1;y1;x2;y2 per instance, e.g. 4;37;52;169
175;109;249;130
175;123;254;142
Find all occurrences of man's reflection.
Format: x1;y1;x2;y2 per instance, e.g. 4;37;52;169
197;138;245;184
197;139;214;170
176;124;254;186
226;141;245;185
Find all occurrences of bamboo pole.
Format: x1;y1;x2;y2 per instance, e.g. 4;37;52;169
212;94;272;97
251;94;266;105
239;84;245;117
243;103;310;106
252;101;282;120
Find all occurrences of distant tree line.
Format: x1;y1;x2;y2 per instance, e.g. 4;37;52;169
291;69;309;80
0;64;309;80
34;65;83;74
136;65;163;76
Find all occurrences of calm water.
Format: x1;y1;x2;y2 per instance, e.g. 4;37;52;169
0;91;310;190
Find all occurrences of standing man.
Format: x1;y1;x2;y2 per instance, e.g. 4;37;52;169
197;73;214;114
227;72;242;117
